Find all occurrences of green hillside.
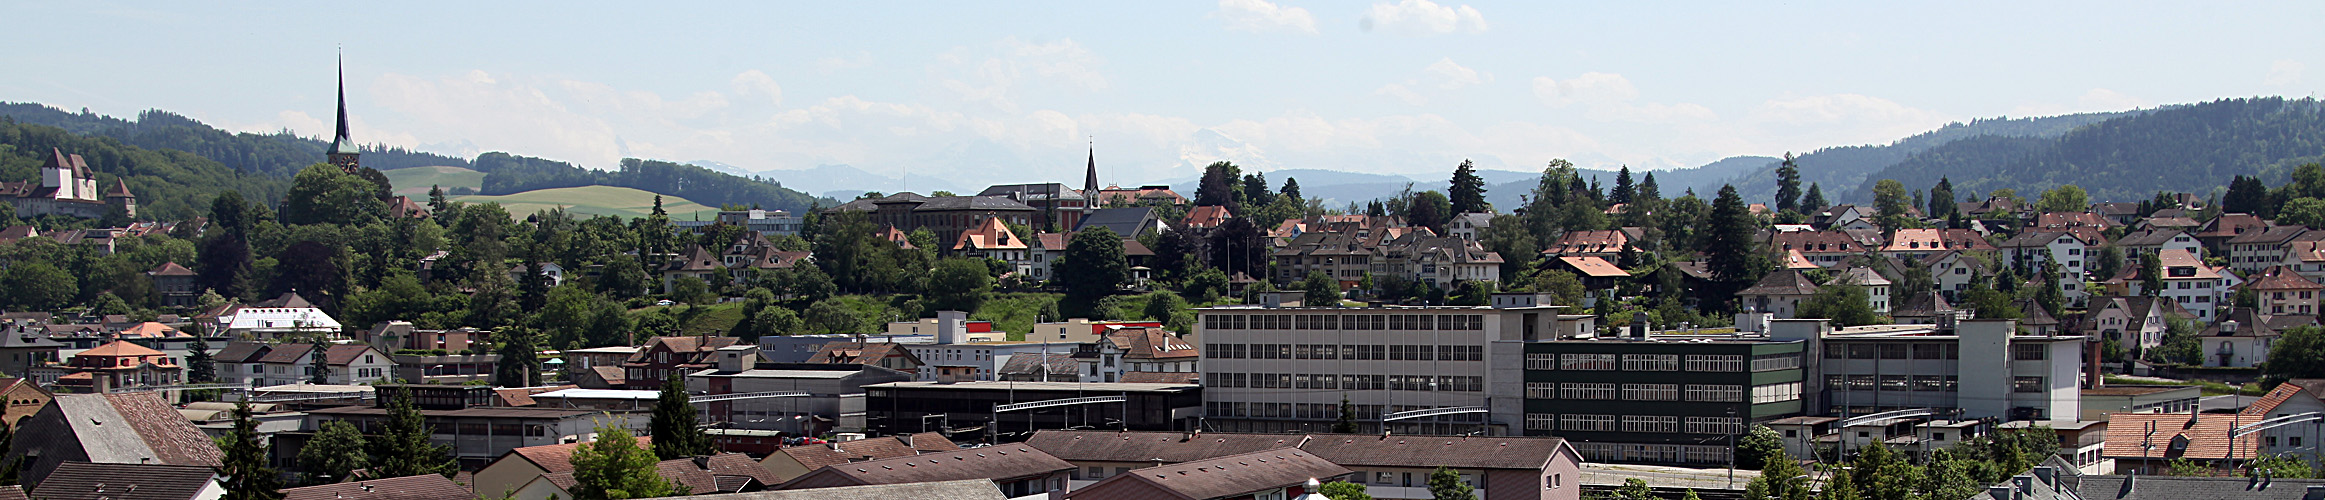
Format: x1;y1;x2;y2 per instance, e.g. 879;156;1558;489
451;185;721;220
382;166;485;196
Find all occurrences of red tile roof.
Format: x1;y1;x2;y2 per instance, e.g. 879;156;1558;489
2246;266;2322;291
1557;256;1631;278
504;437;652;474
148;262;196;277
1065;448;1349;500
2103;413;2258;461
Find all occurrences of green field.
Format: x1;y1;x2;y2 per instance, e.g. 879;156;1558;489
382;166;486;196
451;185;722;220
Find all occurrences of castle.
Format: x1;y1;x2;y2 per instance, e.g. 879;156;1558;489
0;148;135;219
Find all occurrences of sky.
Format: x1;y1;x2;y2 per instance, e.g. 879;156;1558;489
3;1;2321;191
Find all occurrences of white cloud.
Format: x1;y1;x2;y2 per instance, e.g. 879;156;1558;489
2266;59;2305;86
1361;0;1487;36
1425;57;1484;90
935;37;1108;113
1531;72;1638;107
1374;83;1427;105
1214;0;1318;35
730;70;783;106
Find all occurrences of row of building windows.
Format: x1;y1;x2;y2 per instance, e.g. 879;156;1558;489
1826;374;1960;392
1203;314;1487;331
1205;402;1483;422
1205;372;1484;392
1209;344;1483;361
1523;353;1801;373
1521;382;1801;404
1826;343;1960;360
1524;414;1744;435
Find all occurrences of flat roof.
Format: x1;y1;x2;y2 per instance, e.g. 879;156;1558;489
533;389;660;400
304;405;614;419
254;383;376;393
866;381;1198;393
564;346;640;354
2082;385;2198;397
696;369;856;379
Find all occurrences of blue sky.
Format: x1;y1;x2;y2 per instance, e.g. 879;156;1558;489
3;1;2320;189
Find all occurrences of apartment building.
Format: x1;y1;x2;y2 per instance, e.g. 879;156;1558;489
1196;295;1594;435
1779;319;2084;421
1518;335;1807;465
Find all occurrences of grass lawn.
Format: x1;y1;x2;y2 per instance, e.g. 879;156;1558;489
452;185;722;220
381;165;486;196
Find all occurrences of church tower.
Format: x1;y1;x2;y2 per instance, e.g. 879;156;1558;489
326;55;361;173
1082;144;1099;211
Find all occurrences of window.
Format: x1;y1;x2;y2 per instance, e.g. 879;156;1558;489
1622;384;1679;401
1685;416;1743;435
1685;354;1745;372
1560;414;1616;432
1622;354;1680;371
1527;382;1556;399
1561;354;1616;370
1526;353;1557;370
1622;415;1680;433
1750;353;1800;371
2013;344;2047;361
1560;383;1617;400
1685;384;1744;402
1880;375;1911;392
1880;344;1908;359
1525;413;1556;430
1752;382;1803;403
2012;376;2046;393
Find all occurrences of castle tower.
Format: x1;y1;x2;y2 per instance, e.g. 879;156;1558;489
105;178;136;219
326;55;361;173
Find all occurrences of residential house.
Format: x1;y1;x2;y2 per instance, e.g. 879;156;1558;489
278;473;473;500
2227;225;2315;274
1811;205;1870;230
2240;379;2325;466
31;463;223;500
1063;448;1347;500
2248;266;2323;316
1182;206;1231;229
1738;269;1820;319
0;326;62;378
2125;249;2238;321
1541;230;1633;258
2198;307;2310;368
206;292;342;340
758;433;955;483
1998;230;2098;304
1073;327;1199;384
2284;239;2325;278
662;246;725;294
240;343;395;387
2196;213;2269;252
1955;196;2029;218
805;340;925;376
1770;230;1869;268
1027;232;1070;281
2093;202;2143;225
1448;213;1493;241
44;340;182;393
148;262;200;308
2103;412;2256;474
1096;185;1187;207
508;262;567;288
5;392;223;484
474;438;654;498
0;378;50;427
953;217;1031;274
1552;256;1629;298
774;445;1075;500
1272;232;1374;287
2115;229;2202;259
1373;235;1503;289
661;480;1006;500
2082;296;2175;355
624;336;742;389
1880;229;1994;261
1837;267;1893;314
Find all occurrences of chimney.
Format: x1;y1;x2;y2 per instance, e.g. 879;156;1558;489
1630;312;1650;340
1989;486;2014;500
2032;466;2054;485
2013;476;2035;500
937;311;968;345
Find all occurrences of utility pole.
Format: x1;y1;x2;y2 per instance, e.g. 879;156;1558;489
1728;405;1738;489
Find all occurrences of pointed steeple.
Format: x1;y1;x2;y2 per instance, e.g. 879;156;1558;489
326;52;362;171
1083;142;1099;205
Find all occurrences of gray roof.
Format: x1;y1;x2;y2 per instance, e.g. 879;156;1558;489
2075;475;2325;500
1075;206;1157;237
0;332;62;348
31;463;219;500
671;479;1005;500
913;195;1035;212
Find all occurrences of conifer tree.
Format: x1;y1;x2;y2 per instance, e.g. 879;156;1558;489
186;335;217;383
220;403;284;500
1774;153;1802;213
372;388;456;478
1449;160;1489;214
650;373;713;460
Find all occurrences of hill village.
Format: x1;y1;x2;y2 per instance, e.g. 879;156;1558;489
6;80;2325;500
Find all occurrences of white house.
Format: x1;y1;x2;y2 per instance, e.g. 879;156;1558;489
1924;251;1986;299
208;292;342;340
1997;230;2094;305
1837;267;1893;314
2117;229;2202;259
2128;249;2238;321
1446;213;1493;241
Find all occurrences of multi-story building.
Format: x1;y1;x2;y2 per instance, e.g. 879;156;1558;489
41;340;183;393
1787;319;2083;421
1998;230;2096;304
1517;334;1807;465
2247;266;2322;316
2123;249;2238;321
1272;232;1375;287
1769;230;1870;268
669;209;803;238
2081;296;2174;355
2115;229;2202;259
148;262;200;308
1923;251;1988;299
2226;225;2313;274
979;183;1091;232
623;336;742;389
1879;229;1994;262
304;384;646;469
1196;295;1594;435
826;192;1039;249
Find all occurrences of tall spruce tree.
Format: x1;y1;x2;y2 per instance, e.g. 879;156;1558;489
372;388;456;478
650;373;714;459
1801;183;1828;213
1705;185;1762;297
1774;153;1802;213
1611;166;1636;205
220;403;284;500
1637;172;1661;203
307;341;330;384
186;335;217;383
496;326;541;387
1449;160;1489;214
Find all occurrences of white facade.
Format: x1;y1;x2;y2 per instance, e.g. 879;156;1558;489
2004;233;2092;304
1927;253;1981;297
1775;319;2083;421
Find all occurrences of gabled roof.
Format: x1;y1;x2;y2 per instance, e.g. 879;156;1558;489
1557;256;1630;278
279;473;472;500
1739;269;1820;297
32;463;218;500
2246;266;2322;291
671;479;1006;500
770;433;953;472
212;342;271;363
953;216;1026;251
1891;291;1957;318
667;245;723;272
78;340;166;358
805;341;920;367
255;343;318;364
2115;229;2191;247
1541;230;1629;255
1065;448;1349;500
1297;433;1570;470
2198;213;2268;239
500;437;652;474
118;322;182;338
1104;327;1199;361
1882;228;1995;252
1075;206;1159;238
2155;248;2222;280
0;331;63;348
255;292;315;308
2102;412;2257;460
147;262;196;277
30;393;224;469
1026;431;1307;464
1182;206;1231;228
779;445;1072;488
998;353;1079;377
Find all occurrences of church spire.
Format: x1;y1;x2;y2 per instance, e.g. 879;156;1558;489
327;51;362;172
1083;141;1098;208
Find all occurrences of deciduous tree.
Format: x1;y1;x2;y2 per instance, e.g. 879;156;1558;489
297;420;369;484
569;426;684;500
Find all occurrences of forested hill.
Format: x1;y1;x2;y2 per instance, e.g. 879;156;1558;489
474;153;826;213
0;119;289;220
1849;97;2325;203
1723;109;2146;203
0;102;471;176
